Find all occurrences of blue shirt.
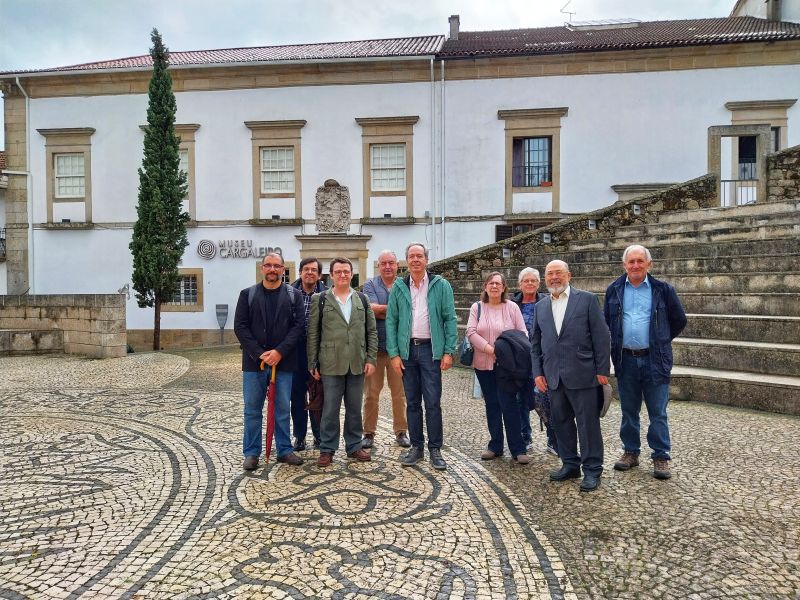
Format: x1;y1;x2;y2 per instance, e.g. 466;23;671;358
363;275;392;351
622;275;652;350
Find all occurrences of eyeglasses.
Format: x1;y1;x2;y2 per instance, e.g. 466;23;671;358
520;279;539;285
262;264;284;270
332;270;351;276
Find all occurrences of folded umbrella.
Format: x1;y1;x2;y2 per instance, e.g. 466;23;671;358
261;361;277;462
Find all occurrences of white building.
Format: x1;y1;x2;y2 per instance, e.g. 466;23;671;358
2;4;799;347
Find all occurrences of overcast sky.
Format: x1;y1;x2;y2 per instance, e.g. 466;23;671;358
0;0;735;148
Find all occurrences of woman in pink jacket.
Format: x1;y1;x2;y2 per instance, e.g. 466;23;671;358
466;271;530;464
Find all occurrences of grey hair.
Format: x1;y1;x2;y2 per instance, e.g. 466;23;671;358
377;249;398;262
622;244;652;263
405;242;429;260
546;259;570;273
518;267;540;284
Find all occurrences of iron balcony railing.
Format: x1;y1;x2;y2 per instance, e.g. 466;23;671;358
0;228;5;259
720;179;758;207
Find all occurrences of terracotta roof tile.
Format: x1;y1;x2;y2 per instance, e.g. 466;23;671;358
440;17;800;58
3;36;444;75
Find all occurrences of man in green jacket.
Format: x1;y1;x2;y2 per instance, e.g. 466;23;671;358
308;257;378;467
386;242;458;470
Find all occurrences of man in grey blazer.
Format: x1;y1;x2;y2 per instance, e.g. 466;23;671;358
530;260;611;492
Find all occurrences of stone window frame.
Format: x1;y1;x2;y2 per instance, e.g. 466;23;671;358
245;120;306;220
163;267;204;313
725;99;797;180
356;116;418;219
38;127;95;223
254;260;296;284
498;108;568;214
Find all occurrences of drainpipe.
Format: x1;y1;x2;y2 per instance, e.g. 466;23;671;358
430;58;437;259
440;60;446;260
767;0;782;21
15;76;34;294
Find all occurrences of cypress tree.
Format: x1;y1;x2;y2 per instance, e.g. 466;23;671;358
129;29;189;350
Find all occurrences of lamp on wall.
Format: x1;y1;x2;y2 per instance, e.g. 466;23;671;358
587;219;597;230
458;261;468;272
632;204;641;216
271;214;281;220
542;233;552;243
502;248;512;259
384;213;392;218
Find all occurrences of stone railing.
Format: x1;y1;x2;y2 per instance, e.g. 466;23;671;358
767;144;800;204
429;174;718;281
0;294;126;358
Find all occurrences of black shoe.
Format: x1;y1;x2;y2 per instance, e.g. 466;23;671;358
361;434;374;449
293;437;306;452
549;465;581;481
580;474;601;492
429;448;447;471
401;446;424;467
313;437;321;449
396;432;411;448
243;456;259;470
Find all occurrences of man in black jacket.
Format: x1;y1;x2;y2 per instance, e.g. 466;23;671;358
234;252;305;470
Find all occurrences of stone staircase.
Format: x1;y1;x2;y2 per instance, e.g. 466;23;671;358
431;167;800;415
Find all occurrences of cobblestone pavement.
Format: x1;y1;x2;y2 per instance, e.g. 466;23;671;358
1;347;798;599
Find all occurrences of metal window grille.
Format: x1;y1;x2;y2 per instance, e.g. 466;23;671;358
55;153;85;198
738;136;757;180
0;228;5;258
261;147;295;193
512;137;552;187
371;143;406;191
170;275;198;305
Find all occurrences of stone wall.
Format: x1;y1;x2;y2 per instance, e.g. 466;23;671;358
767;144;800;203
429;174;718;281
127;328;238;352
0;294;126;358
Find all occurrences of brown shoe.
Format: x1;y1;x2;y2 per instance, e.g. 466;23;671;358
480;449;501;460
653;458;672;480
614;451;640;471
277;452;304;466
317;452;333;467
361;434;375;449
243;455;259;470
347;448;371;462
514;454;531;464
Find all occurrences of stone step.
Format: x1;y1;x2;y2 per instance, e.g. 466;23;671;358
673;337;800;378
681;314;800;344
0;329;64;355
657;199;800;224
668;366;800;416
566;223;800;253
453;291;800;318
614;211;800;238
484;253;800;280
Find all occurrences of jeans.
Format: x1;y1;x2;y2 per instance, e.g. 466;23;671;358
363;351;407;435
476;369;526;457
320;372;365;455
617;352;672;460
290;343;320;442
401;342;443;450
519;395;532;444
242;369;293;458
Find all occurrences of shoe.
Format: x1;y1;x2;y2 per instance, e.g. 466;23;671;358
313;437;321;449
653;458;672;480
396;432;411;448
545;444;559;456
293;437;306;452
361;434;374;449
277;452;303;466
580;474;601;492
401;446;424;467
243;456;259;470
347;448;371;462
514;454;531;464
480;449;502;460
549;465;581;481
317;452;333;467
614;451;640;471
429;448;447;471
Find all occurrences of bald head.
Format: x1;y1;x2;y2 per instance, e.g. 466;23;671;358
544;260;571;298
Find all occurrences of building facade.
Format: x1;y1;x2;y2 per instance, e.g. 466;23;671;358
2;9;799;346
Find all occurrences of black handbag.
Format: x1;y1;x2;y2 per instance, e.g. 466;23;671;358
458;302;481;366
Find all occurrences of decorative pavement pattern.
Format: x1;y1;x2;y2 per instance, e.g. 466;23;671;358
0;353;569;599
1;348;799;599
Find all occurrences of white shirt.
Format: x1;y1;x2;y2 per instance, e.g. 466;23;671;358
333;288;354;323
410;272;432;339
550;285;571;336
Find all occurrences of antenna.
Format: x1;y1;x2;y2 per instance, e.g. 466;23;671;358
560;0;576;23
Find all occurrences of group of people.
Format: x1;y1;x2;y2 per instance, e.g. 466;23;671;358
234;241;686;493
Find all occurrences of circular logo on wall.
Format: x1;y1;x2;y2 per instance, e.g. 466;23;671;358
197;239;217;259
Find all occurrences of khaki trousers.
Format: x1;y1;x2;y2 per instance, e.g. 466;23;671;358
363;350;407;435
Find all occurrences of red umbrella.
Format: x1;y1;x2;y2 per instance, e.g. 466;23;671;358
261;361;277;463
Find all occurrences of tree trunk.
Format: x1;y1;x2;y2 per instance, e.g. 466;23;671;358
153;299;161;351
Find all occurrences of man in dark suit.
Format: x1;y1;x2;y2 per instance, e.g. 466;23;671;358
530;260;611;492
234;252;306;470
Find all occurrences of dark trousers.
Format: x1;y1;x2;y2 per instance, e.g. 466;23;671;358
550;383;603;476
290;343;320;442
476;369;525;457
401;342;443;450
320;371;365;455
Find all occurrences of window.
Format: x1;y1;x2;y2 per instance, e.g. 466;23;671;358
370;143;406;191
738;136;757;180
37;127;95;223
261;147;295;193
55;153;86;198
356;116;418;218
512;137;552;187
163;268;203;312
179;149;189;179
495;221;550;242
771;127;781;153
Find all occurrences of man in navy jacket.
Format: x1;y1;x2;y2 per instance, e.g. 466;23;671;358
604;244;687;480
